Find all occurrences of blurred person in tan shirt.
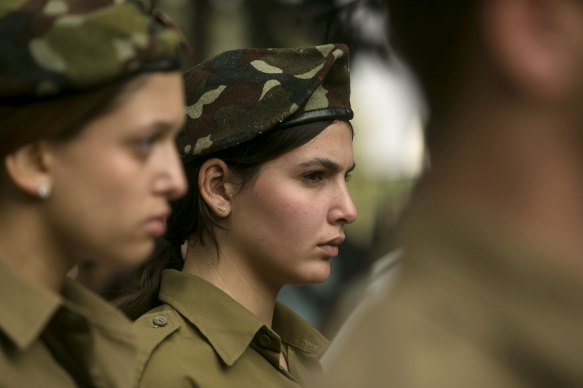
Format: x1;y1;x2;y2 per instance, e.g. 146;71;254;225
317;0;583;386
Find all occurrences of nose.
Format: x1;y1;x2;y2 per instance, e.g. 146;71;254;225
329;181;357;225
154;143;187;200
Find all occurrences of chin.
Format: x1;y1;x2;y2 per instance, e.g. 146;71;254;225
297;265;331;285
107;240;155;269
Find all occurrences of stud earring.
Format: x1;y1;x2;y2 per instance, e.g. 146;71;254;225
38;185;51;199
217;207;226;214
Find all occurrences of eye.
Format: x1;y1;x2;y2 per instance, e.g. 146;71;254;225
133;135;159;157
344;172;352;183
302;171;324;183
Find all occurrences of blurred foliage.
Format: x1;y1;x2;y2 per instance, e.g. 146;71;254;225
293;0;391;61
159;0;392;66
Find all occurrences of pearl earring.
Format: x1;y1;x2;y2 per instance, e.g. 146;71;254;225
37;185;51;199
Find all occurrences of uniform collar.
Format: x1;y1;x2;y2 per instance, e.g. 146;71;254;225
60;278;137;387
60;276;136;342
273;303;328;357
158;269;328;366
0;259;61;350
0;259;137;387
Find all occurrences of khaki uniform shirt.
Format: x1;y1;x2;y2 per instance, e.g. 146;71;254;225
135;270;328;388
0;259;137;388
318;198;583;387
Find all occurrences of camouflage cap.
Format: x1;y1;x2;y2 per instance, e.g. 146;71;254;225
0;0;186;102
179;43;353;158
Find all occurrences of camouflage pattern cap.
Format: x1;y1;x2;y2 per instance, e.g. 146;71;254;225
0;0;186;102
179;43;352;158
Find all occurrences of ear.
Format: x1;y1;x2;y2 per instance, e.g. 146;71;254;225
4;143;51;199
198;158;237;217
483;0;581;100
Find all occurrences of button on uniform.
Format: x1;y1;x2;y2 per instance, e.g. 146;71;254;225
257;333;272;348
153;316;168;327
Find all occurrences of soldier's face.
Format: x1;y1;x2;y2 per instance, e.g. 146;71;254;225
44;72;187;268
227;120;357;288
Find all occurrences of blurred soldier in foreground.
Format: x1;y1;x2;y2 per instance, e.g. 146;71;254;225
0;1;187;387
317;0;583;386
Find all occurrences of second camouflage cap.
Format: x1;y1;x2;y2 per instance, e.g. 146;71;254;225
0;0;186;102
179;43;352;158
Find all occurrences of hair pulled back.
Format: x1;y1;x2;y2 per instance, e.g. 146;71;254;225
0;74;151;160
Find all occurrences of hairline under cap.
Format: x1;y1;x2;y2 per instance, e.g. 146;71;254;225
180;114;351;164
0;57;181;106
275;107;353;130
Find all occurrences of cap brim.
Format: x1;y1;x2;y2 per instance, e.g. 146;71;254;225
276;107;353;129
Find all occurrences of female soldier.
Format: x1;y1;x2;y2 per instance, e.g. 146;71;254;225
119;44;357;388
0;1;187;387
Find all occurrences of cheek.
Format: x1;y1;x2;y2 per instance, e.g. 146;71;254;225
54;152;146;220
251;183;321;239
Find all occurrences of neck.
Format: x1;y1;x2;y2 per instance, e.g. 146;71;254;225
0;199;72;292
424;92;583;272
183;240;280;327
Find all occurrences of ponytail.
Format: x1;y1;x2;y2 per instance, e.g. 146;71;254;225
103;238;183;320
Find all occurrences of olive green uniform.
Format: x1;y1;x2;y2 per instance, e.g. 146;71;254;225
318;198;583;387
0;1;183;386
0;259;136;388
135;270;329;388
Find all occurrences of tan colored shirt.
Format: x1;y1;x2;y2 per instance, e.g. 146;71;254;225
318;199;583;387
0;259;136;388
135;270;328;388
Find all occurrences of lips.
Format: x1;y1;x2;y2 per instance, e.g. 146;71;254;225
146;210;170;237
322;236;345;246
317;235;345;257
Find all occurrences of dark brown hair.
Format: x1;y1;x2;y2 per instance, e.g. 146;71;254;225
0;74;150;159
109;119;353;320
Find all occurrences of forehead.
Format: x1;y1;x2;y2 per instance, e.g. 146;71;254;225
81;72;185;137
265;121;354;167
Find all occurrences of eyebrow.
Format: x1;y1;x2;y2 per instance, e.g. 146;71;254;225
138;119;184;135
299;157;356;173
